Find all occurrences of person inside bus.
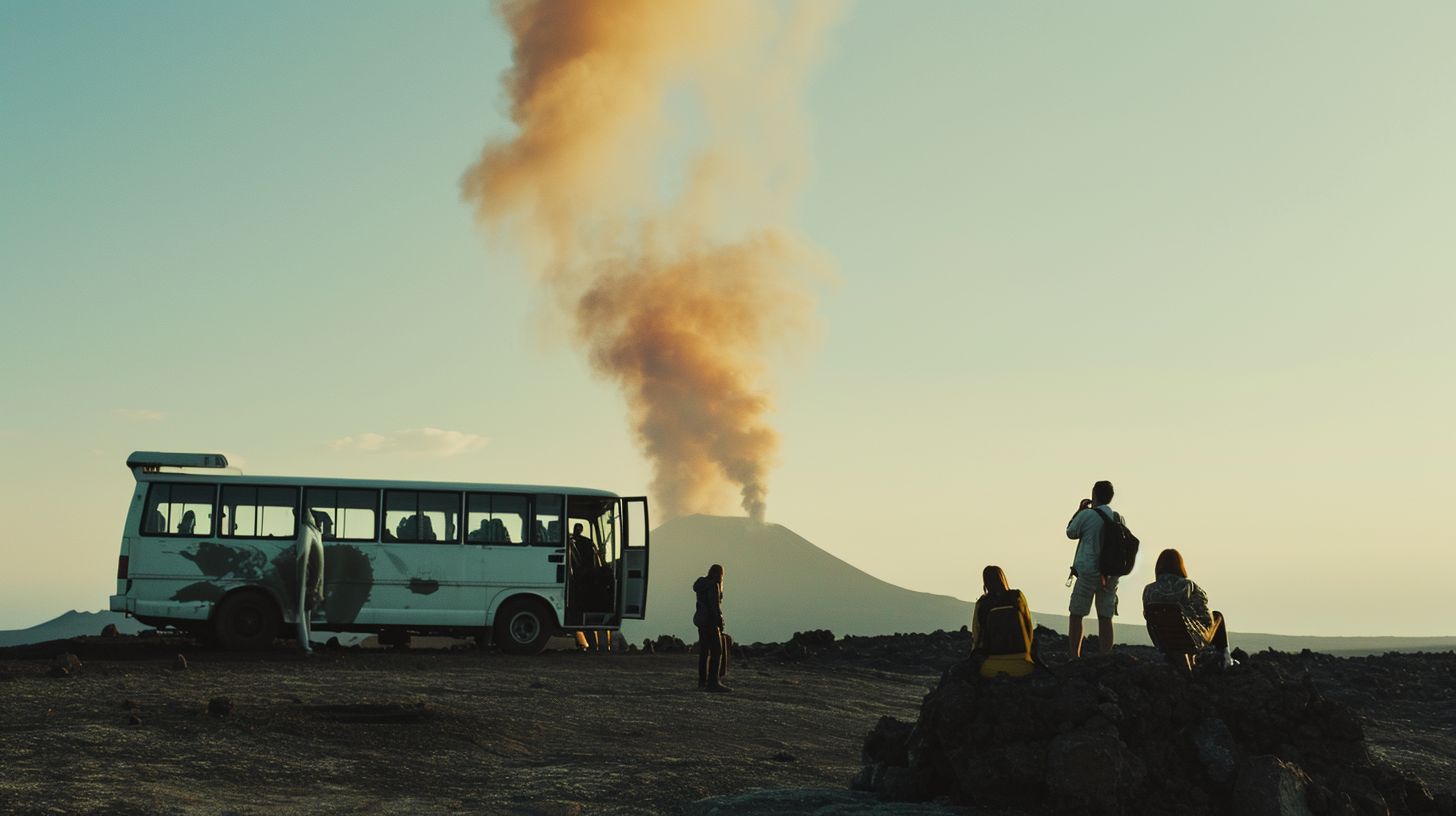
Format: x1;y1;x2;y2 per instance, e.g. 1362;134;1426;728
569;523;602;570
310;509;334;540
396;514;437;542
177;510;197;536
693;564;730;692
970;565;1035;678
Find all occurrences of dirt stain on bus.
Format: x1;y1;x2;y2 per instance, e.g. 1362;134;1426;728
169;540;374;625
407;579;440;596
323;546;373;624
383;550;409;575
171;581;226;603
180;541;267;580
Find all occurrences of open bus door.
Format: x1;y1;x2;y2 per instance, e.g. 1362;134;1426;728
620;497;649;619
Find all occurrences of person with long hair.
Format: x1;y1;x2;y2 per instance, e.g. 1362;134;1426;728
1142;548;1234;668
971;565;1035;678
692;564;730;692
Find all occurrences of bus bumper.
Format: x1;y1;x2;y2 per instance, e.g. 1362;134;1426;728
109;594;133;614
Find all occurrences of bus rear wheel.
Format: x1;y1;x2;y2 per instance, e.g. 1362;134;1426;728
214;591;280;651
494;597;554;655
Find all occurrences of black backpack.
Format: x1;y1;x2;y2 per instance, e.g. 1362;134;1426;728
1094;507;1140;577
978;590;1031;655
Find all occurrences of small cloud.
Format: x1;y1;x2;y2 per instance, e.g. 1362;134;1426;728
328;428;488;458
114;409;167;422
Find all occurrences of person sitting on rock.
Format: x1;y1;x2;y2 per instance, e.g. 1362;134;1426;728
970;565;1036;678
1142;548;1235;669
692;564;730;692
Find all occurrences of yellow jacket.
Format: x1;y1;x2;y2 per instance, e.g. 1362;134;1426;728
971;589;1035;678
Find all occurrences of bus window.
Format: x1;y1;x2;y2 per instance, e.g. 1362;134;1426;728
567;498;617;564
220;485;299;539
466;493;526;545
142;483;215;537
384;490;460;544
532;495;563;547
305;488;378;541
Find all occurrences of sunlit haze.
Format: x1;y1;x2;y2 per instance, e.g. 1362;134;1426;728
2;2;1452;636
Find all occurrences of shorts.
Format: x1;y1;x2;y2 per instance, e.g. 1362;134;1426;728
1069;573;1119;618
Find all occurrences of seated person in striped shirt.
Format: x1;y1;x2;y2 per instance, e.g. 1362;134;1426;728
1142;548;1235;669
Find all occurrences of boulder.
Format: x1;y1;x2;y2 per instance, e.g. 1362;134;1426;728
1045;731;1146;814
651;635;687;653
1194;717;1237;785
100;623;120;637
50;652;82;677
1233;756;1314;816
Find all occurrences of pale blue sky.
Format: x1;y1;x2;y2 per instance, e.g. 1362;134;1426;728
2;2;1452;635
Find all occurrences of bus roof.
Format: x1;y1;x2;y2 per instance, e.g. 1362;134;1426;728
126;452;619;498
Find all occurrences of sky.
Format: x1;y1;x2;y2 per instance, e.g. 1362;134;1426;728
1;1;1452;636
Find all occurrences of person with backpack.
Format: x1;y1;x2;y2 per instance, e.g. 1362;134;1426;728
692;564;730;692
1064;480;1139;658
1143;548;1235;668
971;565;1035;678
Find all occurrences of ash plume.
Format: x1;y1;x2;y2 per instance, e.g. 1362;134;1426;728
463;0;838;521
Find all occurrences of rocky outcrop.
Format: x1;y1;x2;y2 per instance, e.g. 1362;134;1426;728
856;649;1450;815
684;788;959;815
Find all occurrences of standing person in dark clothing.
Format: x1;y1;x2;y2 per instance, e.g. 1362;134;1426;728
1065;480;1124;658
692;564;730;692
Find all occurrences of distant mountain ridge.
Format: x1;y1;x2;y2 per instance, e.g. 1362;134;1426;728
0;610;145;647
621;515;975;645
623;515;1456;656
8;516;1454;655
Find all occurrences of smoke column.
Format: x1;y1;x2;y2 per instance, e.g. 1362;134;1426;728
464;0;838;521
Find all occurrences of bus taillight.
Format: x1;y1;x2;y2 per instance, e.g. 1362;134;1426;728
117;555;129;579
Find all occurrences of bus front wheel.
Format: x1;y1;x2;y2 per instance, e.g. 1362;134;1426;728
214;591;280;651
494;597;554;655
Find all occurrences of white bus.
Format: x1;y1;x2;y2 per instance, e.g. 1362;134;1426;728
109;452;649;654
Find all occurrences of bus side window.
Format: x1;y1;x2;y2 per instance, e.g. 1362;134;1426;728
384;490;460;544
467;493;527;545
533;495;563;547
306;487;378;541
220;485;299;539
142;483;215;537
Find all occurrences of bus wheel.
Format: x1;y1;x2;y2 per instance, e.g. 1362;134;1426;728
494;597;553;655
214;591;280;651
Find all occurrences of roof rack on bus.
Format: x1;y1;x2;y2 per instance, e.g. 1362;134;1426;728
126;451;231;473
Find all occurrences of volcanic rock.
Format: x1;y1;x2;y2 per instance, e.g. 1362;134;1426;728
100;623;120;637
49;652;82;677
1232;755;1314;816
684;788;958;815
857;649;1442;815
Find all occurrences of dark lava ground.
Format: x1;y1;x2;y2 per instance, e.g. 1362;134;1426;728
0;636;936;815
1;630;1451;814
